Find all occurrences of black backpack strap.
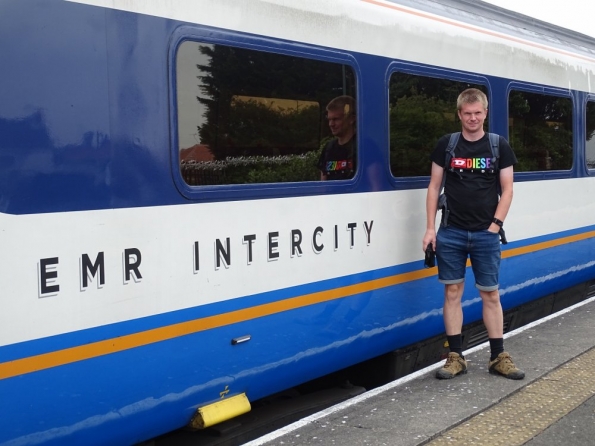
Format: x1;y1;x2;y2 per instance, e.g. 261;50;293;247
440;132;460;191
487;132;499;168
487;132;501;195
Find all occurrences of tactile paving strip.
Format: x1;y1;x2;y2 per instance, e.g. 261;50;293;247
427;347;595;445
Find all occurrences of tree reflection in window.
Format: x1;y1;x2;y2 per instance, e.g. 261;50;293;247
389;73;487;177
176;41;356;185
508;91;573;171
586;101;595;169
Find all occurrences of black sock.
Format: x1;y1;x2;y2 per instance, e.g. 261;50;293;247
447;334;463;358
489;338;504;361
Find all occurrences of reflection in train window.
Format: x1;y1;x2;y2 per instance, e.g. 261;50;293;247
508;90;573;171
586;101;595;169
388;72;487;177
176;41;357;185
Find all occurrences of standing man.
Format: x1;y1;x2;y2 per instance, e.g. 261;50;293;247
317;95;356;181
422;88;525;380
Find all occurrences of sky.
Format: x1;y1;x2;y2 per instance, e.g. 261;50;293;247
483;0;595;39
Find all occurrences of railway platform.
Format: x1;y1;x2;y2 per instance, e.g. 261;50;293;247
246;296;595;446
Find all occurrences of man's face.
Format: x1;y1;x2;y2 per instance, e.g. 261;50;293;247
327;108;354;138
457;102;487;134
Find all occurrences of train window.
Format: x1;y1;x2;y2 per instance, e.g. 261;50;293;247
388;73;487;177
176;41;357;185
586;101;595;170
508;90;573;171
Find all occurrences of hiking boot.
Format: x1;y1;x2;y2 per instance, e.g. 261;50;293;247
436;352;467;379
488;352;525;380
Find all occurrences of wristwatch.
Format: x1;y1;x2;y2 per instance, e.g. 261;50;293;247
492;218;504;227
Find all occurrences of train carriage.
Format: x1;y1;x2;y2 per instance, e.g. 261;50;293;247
1;0;595;444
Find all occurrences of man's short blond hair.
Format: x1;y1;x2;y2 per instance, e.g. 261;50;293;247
457;88;488;110
326;95;356;117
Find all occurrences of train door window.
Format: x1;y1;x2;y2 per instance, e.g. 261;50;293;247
388;72;487;177
586;101;595;170
176;41;357;185
508;90;573;171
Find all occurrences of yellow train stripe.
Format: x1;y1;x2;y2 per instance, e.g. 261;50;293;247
1;230;594;380
0;269;432;381
502;231;595;258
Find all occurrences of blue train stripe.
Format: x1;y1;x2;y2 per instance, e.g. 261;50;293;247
1;228;594;381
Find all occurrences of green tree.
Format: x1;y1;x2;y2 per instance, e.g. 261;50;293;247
194;44;355;161
388;74;485;177
509;91;572;171
390;94;458;176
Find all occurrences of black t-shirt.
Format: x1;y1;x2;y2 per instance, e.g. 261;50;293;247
430;133;517;231
317;137;356;180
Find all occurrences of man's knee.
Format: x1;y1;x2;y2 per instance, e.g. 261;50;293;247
445;283;464;302
480;289;500;305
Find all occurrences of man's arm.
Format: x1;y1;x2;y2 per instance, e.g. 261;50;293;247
422;162;444;251
488;165;513;233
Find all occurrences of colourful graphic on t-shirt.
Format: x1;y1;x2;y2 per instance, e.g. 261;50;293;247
325;160;353;172
451;157;493;170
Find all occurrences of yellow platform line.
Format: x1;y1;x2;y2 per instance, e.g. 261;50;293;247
1;230;594;381
427;347;595;446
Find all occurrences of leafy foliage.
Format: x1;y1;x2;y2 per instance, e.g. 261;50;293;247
390;94;460;177
389;75;484;177
508;91;573;171
194;44;355;161
181;151;321;185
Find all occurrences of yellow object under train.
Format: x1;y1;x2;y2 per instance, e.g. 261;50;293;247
189;393;251;429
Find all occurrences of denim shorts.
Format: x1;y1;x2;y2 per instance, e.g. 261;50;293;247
436;225;501;291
